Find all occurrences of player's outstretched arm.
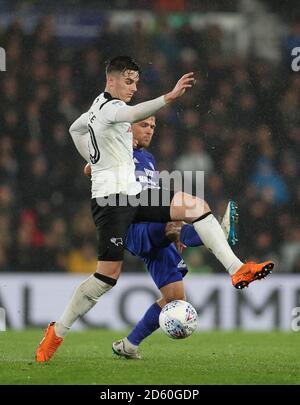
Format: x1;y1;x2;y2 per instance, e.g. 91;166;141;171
110;72;195;124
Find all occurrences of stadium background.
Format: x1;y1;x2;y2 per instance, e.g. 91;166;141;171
0;0;300;331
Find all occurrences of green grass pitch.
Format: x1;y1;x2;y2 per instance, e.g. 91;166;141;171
0;329;300;385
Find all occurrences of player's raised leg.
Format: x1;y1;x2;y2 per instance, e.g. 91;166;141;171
179;200;239;248
170;192;274;289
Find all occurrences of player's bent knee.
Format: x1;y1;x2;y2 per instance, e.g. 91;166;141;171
171;192;211;222
96;260;122;280
164;293;186;303
193;196;210;213
160;281;186;304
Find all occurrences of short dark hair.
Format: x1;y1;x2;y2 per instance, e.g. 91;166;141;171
105;56;141;75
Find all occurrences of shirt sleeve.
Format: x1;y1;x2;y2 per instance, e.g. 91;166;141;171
69;112;90;162
101;96;166;124
69;112;88;135
100;100;127;123
70;131;90;162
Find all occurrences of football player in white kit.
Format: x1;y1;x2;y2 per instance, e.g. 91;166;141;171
36;56;274;362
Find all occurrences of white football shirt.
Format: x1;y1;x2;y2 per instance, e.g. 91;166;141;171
87;92;141;198
70;91;166;198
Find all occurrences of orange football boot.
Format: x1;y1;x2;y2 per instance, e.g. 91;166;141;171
231;261;274;289
35;322;63;362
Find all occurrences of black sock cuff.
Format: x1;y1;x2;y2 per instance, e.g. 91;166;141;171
94;272;117;286
192;211;212;224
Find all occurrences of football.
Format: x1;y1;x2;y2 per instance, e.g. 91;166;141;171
159;300;198;339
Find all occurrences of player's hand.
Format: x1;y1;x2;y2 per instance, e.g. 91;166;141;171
175;240;186;254
165;221;183;242
84;163;91;177
164;73;196;103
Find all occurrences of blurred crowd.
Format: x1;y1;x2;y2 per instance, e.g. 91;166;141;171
0;15;299;274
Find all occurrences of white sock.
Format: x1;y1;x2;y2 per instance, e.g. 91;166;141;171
54;274;114;337
193;213;243;275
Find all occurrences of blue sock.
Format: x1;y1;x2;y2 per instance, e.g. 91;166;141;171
127;302;161;346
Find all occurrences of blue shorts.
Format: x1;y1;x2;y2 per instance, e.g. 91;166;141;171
125;223;188;289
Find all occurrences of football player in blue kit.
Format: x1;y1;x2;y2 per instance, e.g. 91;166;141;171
109;116;238;359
